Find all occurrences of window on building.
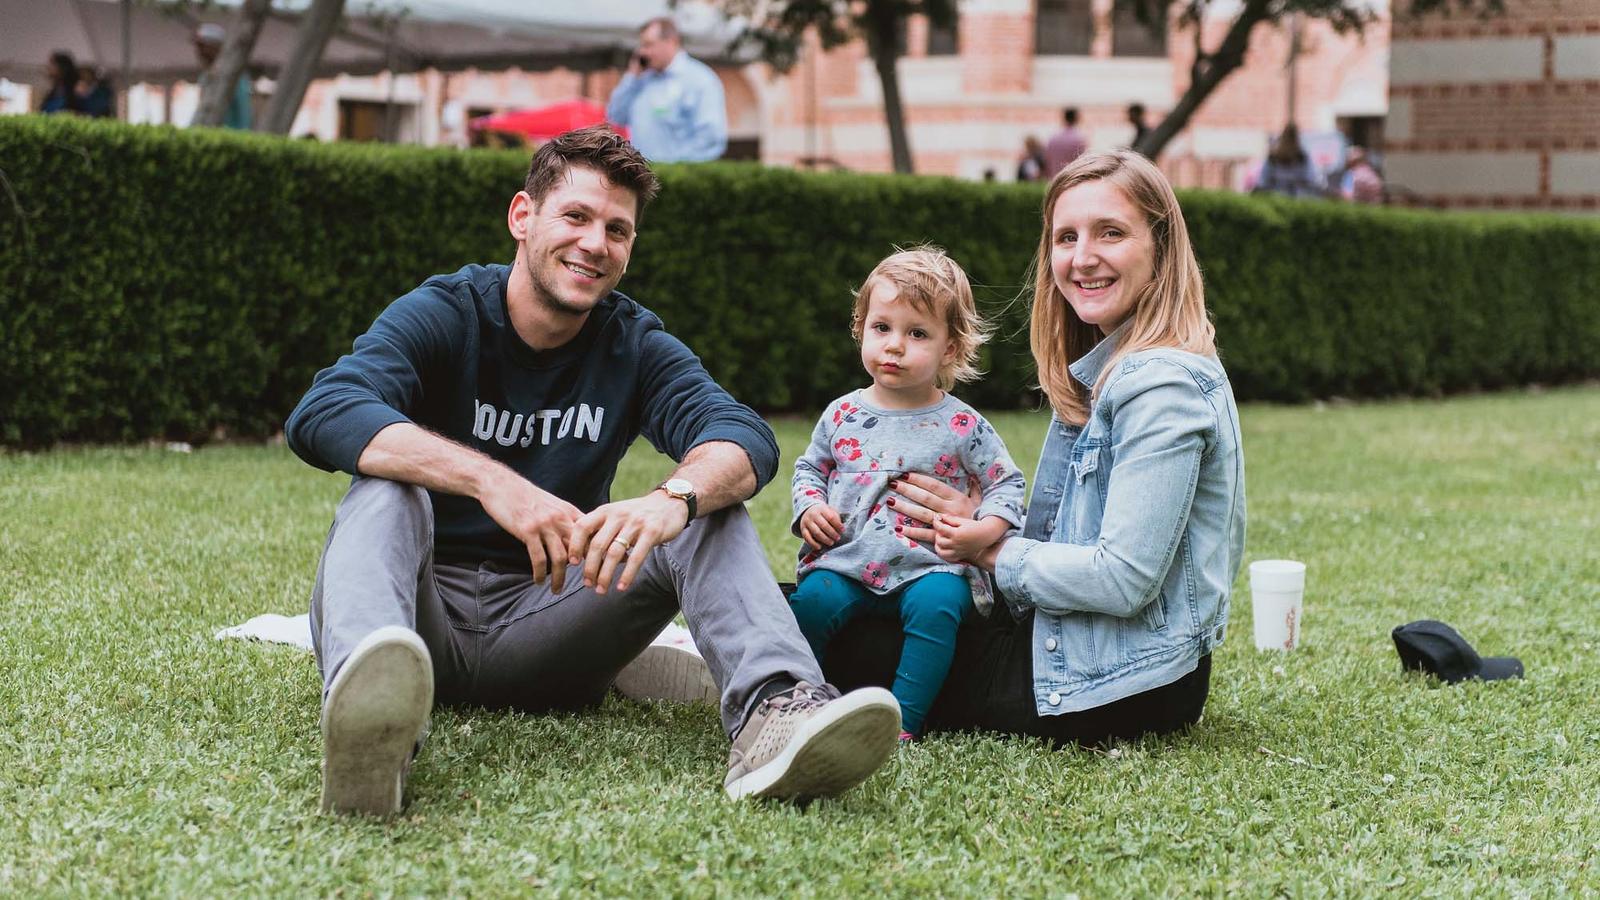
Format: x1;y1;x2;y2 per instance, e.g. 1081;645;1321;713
1035;0;1094;56
1111;4;1168;57
1338;115;1385;155
339;99;417;143
927;16;959;56
339;100;388;142
467;106;494;147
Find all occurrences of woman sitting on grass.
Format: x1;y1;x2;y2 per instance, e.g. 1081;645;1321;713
825;150;1247;746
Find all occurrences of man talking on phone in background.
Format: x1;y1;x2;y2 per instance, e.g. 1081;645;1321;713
605;16;727;162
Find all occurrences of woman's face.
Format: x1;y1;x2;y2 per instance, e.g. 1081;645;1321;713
1049;179;1155;336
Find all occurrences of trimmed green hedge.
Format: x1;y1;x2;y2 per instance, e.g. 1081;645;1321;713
3;115;1597;446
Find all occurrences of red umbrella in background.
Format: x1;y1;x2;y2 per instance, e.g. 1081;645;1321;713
469;99;625;142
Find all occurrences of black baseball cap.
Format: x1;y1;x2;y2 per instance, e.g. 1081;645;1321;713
1392;620;1523;684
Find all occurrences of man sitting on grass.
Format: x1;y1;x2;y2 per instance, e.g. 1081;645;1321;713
285;125;900;815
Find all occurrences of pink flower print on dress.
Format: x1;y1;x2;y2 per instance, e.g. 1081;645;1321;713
800;548;821;567
834;437;864;461
854;458;880;485
933;454;959;478
819;459;835;477
862;561;888;589
833;401;861;425
897;531;919;550
986;461;1006;482
949;411;976;436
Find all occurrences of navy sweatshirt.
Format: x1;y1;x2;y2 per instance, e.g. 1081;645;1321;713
285;263;779;566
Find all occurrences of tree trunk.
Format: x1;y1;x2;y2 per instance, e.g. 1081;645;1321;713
261;0;345;135
1135;0;1271;159
863;9;913;174
193;0;273;128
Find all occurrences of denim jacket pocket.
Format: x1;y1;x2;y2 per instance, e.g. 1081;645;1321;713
1141;590;1170;632
1066;443;1106;543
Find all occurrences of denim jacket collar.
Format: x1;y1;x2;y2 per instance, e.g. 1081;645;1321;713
1068;322;1132;389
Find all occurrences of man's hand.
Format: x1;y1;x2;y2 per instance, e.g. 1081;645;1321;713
567;489;689;595
478;473;583;592
355;423;585;591
931;514;1011;568
799;504;844;550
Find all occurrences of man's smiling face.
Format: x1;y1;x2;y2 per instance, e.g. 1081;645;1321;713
519;165;638;318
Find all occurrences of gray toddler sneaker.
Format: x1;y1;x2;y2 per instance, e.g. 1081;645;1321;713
320;625;433;816
724;682;900;801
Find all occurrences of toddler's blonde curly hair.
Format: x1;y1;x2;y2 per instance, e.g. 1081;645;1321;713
850;245;991;390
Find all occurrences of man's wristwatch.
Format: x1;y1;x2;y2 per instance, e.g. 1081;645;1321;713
658;478;697;527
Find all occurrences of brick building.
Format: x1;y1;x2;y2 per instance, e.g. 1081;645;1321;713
1385;0;1600;212
105;1;1392;192
755;0;1391;189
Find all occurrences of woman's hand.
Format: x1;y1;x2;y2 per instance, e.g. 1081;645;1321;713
889;472;981;545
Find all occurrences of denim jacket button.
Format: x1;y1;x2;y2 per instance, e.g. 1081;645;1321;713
1044;637;1058;652
1047;691;1061;706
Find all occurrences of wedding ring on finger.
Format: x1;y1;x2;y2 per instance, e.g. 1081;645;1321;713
612;537;633;552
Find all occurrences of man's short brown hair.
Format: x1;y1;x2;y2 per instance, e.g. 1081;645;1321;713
523;125;661;221
640;16;679;41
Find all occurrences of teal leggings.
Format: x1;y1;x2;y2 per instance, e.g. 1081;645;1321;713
788;570;972;735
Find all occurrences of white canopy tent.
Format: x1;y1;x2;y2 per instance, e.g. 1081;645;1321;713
0;0;748;88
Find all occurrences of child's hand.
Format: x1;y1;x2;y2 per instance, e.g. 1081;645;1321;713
932;515;1009;565
800;504;845;550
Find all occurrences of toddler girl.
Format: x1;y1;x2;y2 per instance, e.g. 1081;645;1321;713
788;246;1026;739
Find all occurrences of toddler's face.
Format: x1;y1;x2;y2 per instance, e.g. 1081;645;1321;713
858;282;955;399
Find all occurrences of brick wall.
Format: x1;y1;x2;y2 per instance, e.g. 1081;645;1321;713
758;2;1389;188
1386;0;1600;211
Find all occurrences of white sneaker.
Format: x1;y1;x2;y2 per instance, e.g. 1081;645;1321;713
320;626;433;816
724;682;901;801
614;623;718;705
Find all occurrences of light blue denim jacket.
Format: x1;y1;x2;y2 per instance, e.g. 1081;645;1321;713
993;327;1246;714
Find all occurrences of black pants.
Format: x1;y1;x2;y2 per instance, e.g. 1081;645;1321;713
822;608;1211;748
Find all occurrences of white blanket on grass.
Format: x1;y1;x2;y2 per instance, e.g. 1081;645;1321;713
214;615;700;655
214;613;315;650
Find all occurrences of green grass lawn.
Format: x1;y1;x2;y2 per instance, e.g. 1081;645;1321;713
3;388;1598;895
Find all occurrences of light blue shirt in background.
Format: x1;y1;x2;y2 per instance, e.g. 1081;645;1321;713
994;326;1247;715
606;50;727;162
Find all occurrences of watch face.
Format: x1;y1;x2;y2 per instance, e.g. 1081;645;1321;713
664;478;694;495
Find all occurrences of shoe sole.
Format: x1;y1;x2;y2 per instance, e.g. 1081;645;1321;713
725;687;901;801
614;641;718;706
320;626;433;816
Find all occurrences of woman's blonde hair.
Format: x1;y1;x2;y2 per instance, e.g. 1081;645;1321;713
1029;150;1215;425
852;245;991;390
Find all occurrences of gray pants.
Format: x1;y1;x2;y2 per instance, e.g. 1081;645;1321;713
309;477;824;737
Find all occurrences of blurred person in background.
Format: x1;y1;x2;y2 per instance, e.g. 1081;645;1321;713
40;51;80;114
1044;108;1087;179
606;16;727;162
1126;103;1151;154
1253;124;1325;199
192;23;253;130
1338;146;1385;204
1017;135;1047;182
75;65;114;118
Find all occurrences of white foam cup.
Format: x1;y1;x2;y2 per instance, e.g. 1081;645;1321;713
1249;559;1306;651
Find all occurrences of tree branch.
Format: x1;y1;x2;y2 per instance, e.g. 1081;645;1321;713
1137;0;1272;158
